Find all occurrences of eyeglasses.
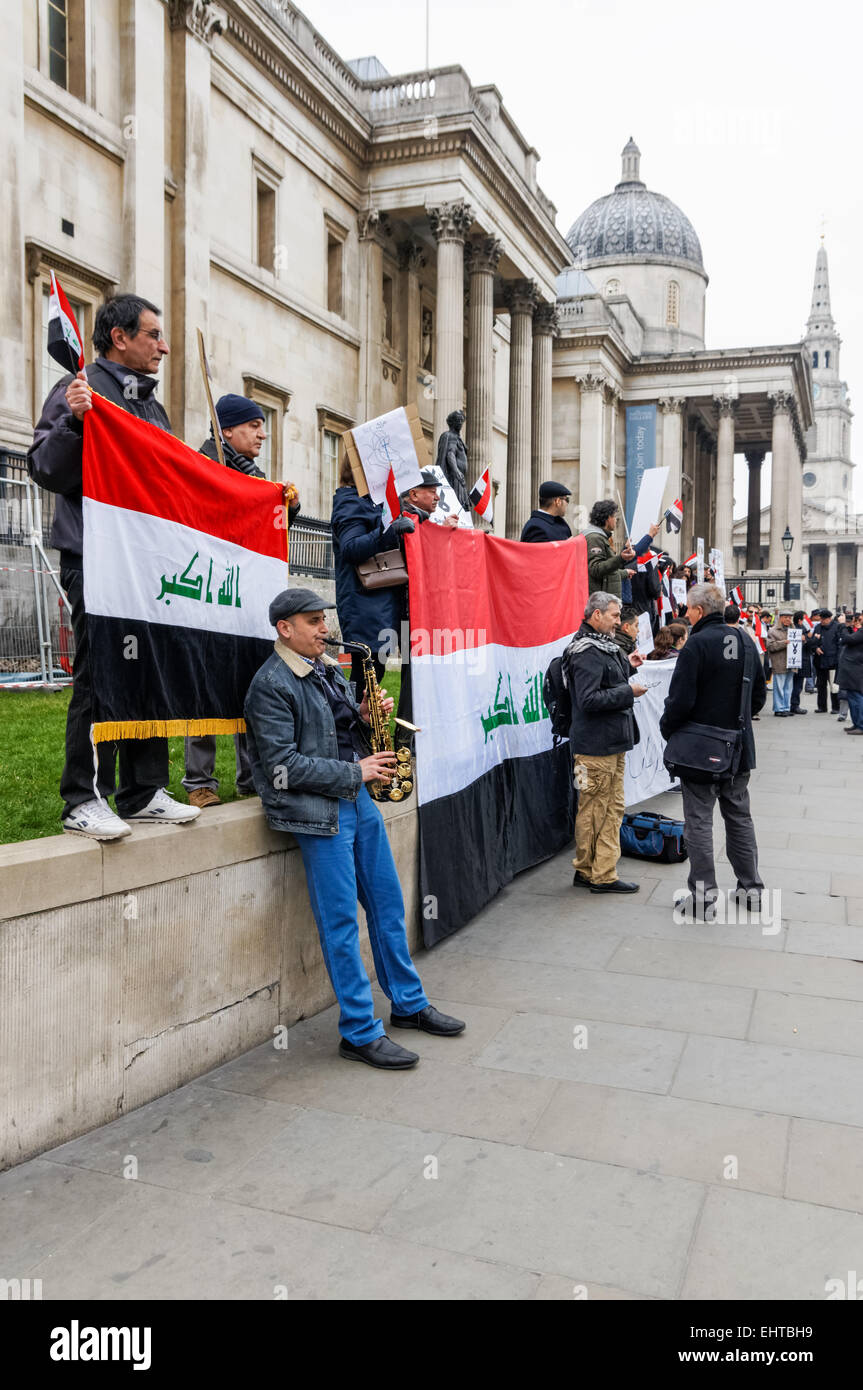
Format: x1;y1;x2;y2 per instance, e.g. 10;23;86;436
138;328;167;342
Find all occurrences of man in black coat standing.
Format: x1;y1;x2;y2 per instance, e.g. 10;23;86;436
660;583;766;920
564;591;648;893
811;608;841;713
520;482;572;542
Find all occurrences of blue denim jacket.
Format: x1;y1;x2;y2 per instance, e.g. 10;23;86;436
244;640;365;836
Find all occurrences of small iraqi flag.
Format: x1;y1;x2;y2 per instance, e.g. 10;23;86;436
683;552;698;568
469;467;493;522
664;498;683;534
47;271;85;375
802;614;814;633
381;464;402;529
731;585;744;608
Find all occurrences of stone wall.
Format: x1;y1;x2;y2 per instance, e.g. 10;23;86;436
0;797;419;1171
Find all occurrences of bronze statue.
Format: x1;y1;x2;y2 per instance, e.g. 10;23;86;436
434;409;470;512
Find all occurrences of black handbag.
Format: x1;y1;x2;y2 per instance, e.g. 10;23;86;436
663;631;752;783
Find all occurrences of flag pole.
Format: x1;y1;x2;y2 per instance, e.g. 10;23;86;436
196;328;225;467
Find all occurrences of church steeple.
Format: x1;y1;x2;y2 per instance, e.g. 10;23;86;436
808;240;834;333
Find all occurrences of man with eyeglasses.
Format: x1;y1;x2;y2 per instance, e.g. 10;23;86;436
28;294;200;840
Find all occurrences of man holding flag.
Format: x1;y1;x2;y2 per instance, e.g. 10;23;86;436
28;289;200;839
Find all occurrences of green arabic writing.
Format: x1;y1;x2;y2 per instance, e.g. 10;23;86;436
157;551;242;609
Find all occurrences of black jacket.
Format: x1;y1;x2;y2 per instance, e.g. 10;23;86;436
520;510;572;544
810;620;841;669
331;485;401;654
660;611;766;774
564;622;639;756
28;358;172;560
199;436;301;525
837;626;863;694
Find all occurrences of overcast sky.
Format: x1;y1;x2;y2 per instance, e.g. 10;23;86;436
300;0;863;515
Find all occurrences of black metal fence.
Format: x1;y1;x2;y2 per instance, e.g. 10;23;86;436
0;449;55;547
289;514;334;579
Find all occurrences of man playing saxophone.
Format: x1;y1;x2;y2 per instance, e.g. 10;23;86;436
244;587;465;1070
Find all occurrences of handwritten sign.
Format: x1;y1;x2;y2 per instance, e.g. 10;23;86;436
672;578;687;609
624;657;679;806
350;407;424;504
787;629;803;670
636;611;654;654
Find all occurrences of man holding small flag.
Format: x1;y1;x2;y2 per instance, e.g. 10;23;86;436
28;289;199;839
469;466;493;524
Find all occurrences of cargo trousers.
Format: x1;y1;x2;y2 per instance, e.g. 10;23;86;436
572;751;627;886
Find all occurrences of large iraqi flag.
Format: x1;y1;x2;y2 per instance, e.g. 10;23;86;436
82;393;288;741
405;523;588;947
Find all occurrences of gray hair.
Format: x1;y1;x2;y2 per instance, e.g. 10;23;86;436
584;591;621;620
688;582;725;615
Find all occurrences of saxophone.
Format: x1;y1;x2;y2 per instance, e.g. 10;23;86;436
328;640;417;802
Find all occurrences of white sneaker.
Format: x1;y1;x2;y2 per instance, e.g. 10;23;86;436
125;788;201;823
63;799;131;840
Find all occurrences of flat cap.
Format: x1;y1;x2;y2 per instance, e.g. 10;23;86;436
539;480;571;502
416;469;441;488
269;587;335;626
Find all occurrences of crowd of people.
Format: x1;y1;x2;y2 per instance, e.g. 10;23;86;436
24;293;860;1061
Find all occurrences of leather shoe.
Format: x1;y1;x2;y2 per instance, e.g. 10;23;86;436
572;870;592;887
590;879;639;894
339;1035;419;1068
390;1004;465;1036
845;727;863;735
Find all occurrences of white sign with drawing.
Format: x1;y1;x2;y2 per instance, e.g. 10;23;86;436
351;407;424;504
426;465;474;529
787;629;803;670
709;547;726;594
629;465;670;546
636;611;654;654
624;657;679;806
672;578;688;608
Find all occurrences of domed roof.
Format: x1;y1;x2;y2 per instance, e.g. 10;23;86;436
566;139;704;272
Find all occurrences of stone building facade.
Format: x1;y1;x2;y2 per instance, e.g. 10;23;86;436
4;0;569;528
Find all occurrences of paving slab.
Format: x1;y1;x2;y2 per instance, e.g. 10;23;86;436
672;1034;863;1127
681;1187;863;1300
785;1118;863;1212
748;990;863;1058
607;936;863;1001
475;1011;685;1093
0;1158;138;1272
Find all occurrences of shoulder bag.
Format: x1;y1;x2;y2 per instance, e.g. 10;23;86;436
355;549;408;590
663;630;752;783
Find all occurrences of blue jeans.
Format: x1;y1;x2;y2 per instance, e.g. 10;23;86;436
292;786;428;1044
847;691;863;729
772;671;793;712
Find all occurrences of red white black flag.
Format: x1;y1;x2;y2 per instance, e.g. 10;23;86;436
731;585;744;608
664;497;683;534
468;467;493;522
381;465;402;529
47;271;85;375
683;551;698;568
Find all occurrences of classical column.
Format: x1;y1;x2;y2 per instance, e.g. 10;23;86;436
398;239;426;407
428;200;474;442
787;405;805;572
693;426;712;550
575;372;606;514
659;397;685;559
503;279;538;537
357;210;391;420
168;0;224;441
713;396;736;566
122;0;169;305
0;0;31;449
827;543;838;610
856;545;863;608
768;390;793;568
531;303;558;503
465;237;502;487
744;449;765;569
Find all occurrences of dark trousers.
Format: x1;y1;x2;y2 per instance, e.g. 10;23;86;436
60;565;169;818
790;671;804;711
182;733;254;794
395;650;413;749
680;772;763;902
816;666;839;712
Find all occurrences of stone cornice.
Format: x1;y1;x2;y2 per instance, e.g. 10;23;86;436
25;240;117;295
210;246;361;349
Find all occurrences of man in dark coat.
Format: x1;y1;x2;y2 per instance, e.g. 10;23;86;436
660;582;766;920
520;482;572;542
811;608;841;713
837;614;863;733
564;591;647;893
184;393;302;808
27;293;200;840
331;460;411;700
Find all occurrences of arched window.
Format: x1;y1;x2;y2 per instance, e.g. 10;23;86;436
825;351;831;368
604;278;620;297
812;351;818;368
665;280;680;327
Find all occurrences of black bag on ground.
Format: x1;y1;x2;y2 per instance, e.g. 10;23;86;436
662;630;752;784
543;655;572;741
620;812;687;863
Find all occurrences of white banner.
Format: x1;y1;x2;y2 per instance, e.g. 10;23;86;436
787;629;803;670
624;657;679;807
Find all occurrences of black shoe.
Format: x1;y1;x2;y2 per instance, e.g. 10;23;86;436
339;1035;419;1068
674;892;718;923
814;709;828;713
590;879;640;894
572;871;593;887
791;708;807;715
390;1004;465;1036
773;711;789;717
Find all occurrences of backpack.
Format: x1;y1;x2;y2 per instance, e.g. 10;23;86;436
543;655;572;741
620;813;687;863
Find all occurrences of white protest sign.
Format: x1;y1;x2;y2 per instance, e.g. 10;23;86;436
629;466;670;546
624;658;679;806
351;407;423;504
426;465;473;529
709;547;726;595
696;537;705;585
636;611;654;654
672;578;688;608
786;629;803;670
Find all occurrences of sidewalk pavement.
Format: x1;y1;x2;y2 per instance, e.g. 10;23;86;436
3;703;863;1300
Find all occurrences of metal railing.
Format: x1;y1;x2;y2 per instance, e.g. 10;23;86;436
1;449;57;549
0;466;71;683
289;514;334;579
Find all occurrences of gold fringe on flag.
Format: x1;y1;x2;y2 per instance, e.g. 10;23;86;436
92;718;246;743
